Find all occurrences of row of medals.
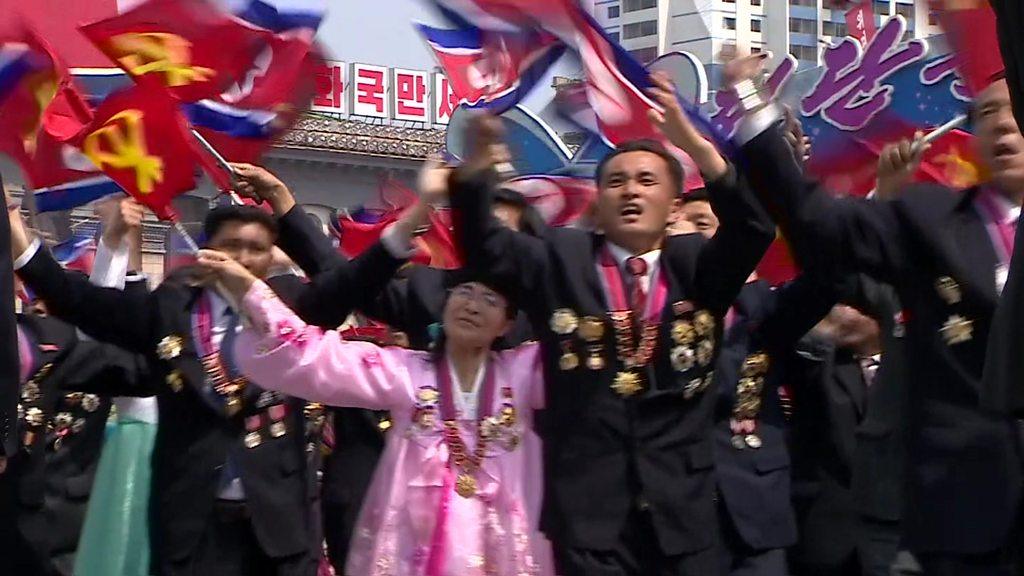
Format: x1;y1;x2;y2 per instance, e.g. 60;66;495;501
19;362;103;449
549;308;715;398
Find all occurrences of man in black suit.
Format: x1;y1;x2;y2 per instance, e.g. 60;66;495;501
727;60;1024;573
784;300;882;576
984;1;1024;417
1;176;19;469
7;192;401;575
446;77;776;573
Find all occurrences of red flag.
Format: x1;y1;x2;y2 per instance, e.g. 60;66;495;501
188;35;321;188
73;85;199;220
80;0;268;102
844;0;877;47
931;0;1004;96
0;21;62;165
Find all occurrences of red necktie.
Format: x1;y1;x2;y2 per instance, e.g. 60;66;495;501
626;256;648;318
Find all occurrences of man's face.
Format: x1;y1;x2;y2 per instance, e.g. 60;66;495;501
680;199;720;239
975;80;1024;196
207;221;275;280
596;151;677;246
492;201;523;232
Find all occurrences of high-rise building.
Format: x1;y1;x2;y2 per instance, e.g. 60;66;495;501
589;0;940;87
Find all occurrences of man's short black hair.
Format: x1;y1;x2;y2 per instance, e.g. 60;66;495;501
682;187;709;203
203;205;279;244
493;187;546;238
595;139;685;195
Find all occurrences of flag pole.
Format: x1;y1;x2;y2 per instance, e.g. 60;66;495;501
190;129;238;183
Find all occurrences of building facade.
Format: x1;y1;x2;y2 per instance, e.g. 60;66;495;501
590;0;939;87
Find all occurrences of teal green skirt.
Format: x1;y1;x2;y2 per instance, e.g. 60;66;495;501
73;418;156;576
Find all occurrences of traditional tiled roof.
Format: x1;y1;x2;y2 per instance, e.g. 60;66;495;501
279;115;447;159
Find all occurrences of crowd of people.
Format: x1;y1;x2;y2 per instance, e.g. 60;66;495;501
3;14;1024;576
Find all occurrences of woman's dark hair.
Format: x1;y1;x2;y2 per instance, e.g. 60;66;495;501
595;139;685;194
202;205;279;244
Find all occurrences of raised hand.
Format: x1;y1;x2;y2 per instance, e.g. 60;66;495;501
647;71;727;178
418;153;452;206
875;132;928;200
722;52;770;91
98;197;145;249
195;249;258;303
230;163;296;216
463;113;511;175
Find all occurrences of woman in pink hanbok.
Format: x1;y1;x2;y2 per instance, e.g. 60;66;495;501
198;249;552;576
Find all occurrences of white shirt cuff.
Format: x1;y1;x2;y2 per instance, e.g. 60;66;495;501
380;223;415;259
734;103;784;147
91;238;131;290
13;238;41;271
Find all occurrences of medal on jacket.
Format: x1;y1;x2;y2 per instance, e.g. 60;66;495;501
436;354;512;498
596;247;669;397
192;293;247;416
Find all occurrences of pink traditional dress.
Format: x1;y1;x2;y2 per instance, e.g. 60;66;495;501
234;281;553;576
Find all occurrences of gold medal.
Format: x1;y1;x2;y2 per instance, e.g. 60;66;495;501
745;434;763;449
166;370;185;392
935;276;961;305
25;407;44;426
941;314;973;345
559;352;580;371
549;309;579;335
244;432;262;449
611;371;643;397
731;434;746;450
586;353;606;371
21;382;39;403
226;396;242;417
578;317;605;341
455;472;477;498
696;339;714;366
378;418;392;432
270;421;287;438
157;335;184;360
671;321;696;345
694;311;714;336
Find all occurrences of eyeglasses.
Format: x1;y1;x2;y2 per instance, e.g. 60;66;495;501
449;284;506;310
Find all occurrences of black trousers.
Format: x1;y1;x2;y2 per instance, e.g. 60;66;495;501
164;501;317;576
716;500;787;576
553;508;719;576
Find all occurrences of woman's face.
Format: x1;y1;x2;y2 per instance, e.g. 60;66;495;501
442;282;512;349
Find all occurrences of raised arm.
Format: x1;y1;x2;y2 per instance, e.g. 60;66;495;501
647;73;775;314
9;199;158;354
234;280;413;410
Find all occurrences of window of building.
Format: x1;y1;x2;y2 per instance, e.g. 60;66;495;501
790;0;816;7
750;18;762;33
790;44;819;62
822;21;847;37
789;18;816;34
608;6;620;18
751;46;763;54
874;1;890;16
724;17;736;30
896;3;913;20
623;0;656;13
629;47;658;64
751;0;762;6
608;31;620;43
623;19;657;39
928;11;938;26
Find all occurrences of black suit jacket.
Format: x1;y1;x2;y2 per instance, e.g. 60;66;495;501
15;241;400;566
990;0;1024;135
739;124;1022;555
0;311;149;575
712;277;838;552
783;332;869;566
1;197;18;458
450;165;775;554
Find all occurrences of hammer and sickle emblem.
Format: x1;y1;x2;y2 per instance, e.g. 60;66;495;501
82;110;164;195
109;32;215;87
